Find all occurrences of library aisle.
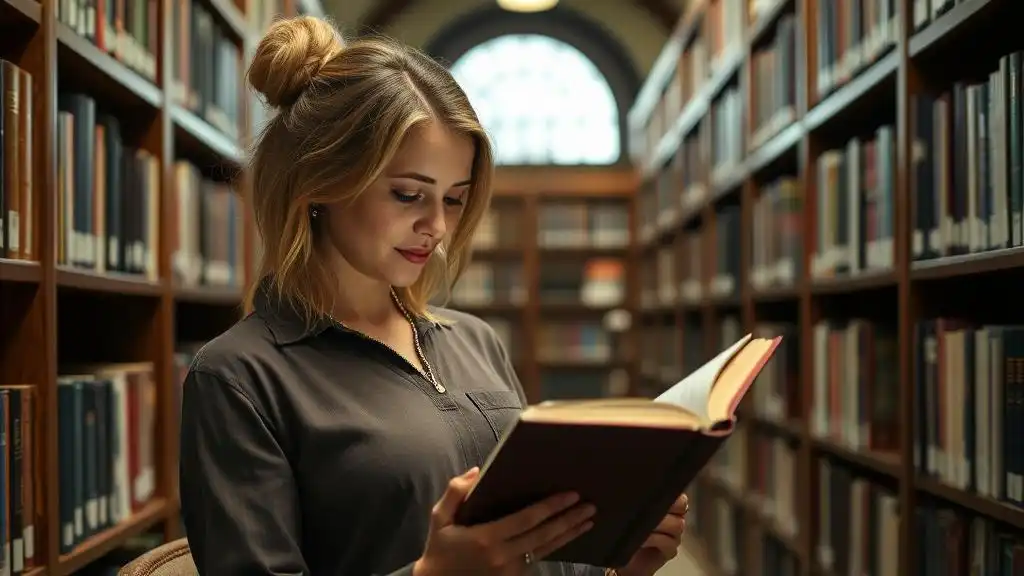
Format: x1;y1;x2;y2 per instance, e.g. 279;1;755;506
658;542;710;576
660;554;702;576
628;0;1024;573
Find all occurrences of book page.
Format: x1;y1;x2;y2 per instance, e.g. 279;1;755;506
521;399;702;428
707;336;781;421
653;334;753;420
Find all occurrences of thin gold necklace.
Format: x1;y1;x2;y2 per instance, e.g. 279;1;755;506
328;290;446;394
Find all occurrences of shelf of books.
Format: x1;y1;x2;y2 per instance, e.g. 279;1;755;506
0;0;323;573
629;0;1024;573
451;169;637;404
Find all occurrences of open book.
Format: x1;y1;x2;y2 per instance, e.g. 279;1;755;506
454;333;782;567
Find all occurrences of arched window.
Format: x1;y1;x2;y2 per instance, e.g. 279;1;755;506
449;34;621;166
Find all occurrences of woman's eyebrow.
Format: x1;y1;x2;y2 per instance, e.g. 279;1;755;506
392;172;472;187
392;172;435;184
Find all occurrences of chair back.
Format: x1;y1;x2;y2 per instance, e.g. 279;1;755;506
118;538;196;576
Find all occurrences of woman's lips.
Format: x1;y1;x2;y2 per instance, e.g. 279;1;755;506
396;248;430;264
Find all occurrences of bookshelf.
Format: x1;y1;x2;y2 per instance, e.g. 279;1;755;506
629;0;1024;574
449;167;639;405
0;0;321;573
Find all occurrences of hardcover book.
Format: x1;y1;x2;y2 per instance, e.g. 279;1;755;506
454;333;783;567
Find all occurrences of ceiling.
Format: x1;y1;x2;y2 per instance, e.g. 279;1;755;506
322;0;687;74
335;0;685;31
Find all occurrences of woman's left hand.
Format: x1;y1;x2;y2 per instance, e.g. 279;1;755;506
613;493;689;576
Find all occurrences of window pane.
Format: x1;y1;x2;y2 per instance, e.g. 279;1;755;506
449;34;620;166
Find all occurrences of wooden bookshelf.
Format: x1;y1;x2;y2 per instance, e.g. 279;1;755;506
449;166;640;405
629;0;1024;574
0;0;323;574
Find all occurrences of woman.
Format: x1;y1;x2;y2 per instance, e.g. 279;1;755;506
179;15;689;576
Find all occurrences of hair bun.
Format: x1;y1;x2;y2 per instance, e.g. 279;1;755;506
247;16;344;109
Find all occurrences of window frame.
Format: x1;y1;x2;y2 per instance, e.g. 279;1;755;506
424;5;641;167
449;33;622;167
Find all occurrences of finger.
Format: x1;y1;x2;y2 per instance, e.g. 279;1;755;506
668;493;689;515
642;532;681;559
484;492;581;539
653;513;686;538
507;503;596;557
531;517;595;561
431;467;479;526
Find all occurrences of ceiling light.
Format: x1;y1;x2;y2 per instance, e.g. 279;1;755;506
497;0;559;13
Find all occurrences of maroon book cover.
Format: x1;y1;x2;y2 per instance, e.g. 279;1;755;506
455;335;783;567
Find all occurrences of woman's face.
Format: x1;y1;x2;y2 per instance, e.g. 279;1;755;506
322;121;476;289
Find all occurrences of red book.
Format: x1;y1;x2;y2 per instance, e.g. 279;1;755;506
455;333;783;568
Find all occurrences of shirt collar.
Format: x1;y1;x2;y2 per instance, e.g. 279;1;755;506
253;278;442;346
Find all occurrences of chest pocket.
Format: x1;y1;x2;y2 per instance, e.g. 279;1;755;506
466;390;523;442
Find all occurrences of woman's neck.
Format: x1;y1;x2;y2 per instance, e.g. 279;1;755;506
327;255;399;327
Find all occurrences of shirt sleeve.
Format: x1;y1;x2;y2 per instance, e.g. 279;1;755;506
180;369;423;576
179;368;310;575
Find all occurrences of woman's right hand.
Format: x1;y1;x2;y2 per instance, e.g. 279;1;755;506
413;467;596;575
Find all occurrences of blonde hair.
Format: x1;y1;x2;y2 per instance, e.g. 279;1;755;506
243;16;494;323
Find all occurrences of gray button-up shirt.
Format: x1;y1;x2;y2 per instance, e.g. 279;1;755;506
179;285;607;576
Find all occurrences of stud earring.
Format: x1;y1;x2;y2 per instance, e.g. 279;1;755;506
310;204;320;219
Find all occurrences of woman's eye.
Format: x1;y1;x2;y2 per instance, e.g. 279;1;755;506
444;196;465;207
391;190;421;203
